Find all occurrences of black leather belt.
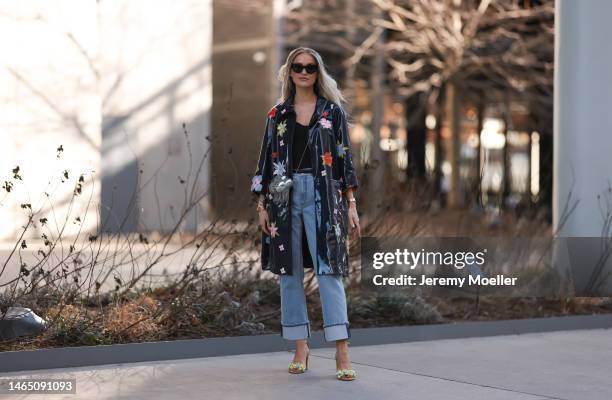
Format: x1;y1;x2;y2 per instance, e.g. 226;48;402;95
293;167;314;174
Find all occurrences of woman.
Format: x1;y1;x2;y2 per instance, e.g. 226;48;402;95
250;47;361;381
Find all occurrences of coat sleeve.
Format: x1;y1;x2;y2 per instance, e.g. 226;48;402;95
333;105;359;193
251;114;274;198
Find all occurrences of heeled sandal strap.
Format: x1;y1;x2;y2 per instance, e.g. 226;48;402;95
288;351;309;373
288;361;306;372
336;368;356;380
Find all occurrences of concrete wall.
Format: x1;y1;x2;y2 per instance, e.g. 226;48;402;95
99;0;212;233
0;1;212;240
554;0;612;237
554;0;612;295
210;0;280;219
0;1;101;240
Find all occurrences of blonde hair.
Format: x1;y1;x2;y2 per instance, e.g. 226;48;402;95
276;47;349;114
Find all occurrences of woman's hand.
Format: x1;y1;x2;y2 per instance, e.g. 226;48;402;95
345;188;360;237
348;204;360;237
258;209;271;235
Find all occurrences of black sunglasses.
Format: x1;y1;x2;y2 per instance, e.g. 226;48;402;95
291;63;318;74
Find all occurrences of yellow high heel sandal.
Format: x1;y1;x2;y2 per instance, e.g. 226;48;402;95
335;352;356;381
288;350;310;374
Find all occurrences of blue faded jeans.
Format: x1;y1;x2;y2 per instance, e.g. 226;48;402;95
280;172;350;342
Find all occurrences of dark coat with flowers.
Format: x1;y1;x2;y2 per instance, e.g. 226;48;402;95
250;94;359;277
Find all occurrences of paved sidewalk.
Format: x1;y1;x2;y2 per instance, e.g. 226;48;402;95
1;328;610;400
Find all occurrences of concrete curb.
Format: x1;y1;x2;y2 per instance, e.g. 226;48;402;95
1;313;611;373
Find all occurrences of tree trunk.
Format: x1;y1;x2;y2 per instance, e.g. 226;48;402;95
538;129;553;223
475;91;485;209
445;80;461;208
501;92;511;209
433;85;445;207
366;27;387;218
405;92;427;181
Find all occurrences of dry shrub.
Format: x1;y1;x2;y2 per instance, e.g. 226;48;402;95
105;294;161;340
46;304;83;322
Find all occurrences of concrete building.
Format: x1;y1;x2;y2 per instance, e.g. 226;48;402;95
553;0;612;295
0;1;212;240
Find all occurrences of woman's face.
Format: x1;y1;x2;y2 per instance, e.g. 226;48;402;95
289;53;318;90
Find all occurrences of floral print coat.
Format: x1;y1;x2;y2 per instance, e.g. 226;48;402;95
250;94;359;277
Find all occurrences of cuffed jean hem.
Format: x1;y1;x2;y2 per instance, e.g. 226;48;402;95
323;322;350;342
281;322;311;340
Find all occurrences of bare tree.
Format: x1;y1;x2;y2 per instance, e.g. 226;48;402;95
284;0;553;207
